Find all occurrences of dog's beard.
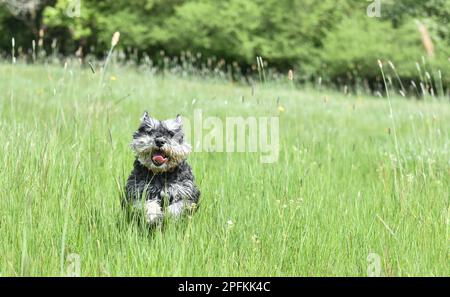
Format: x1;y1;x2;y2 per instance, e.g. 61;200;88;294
131;135;191;173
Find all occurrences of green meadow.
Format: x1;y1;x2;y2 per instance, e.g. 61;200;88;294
0;63;448;276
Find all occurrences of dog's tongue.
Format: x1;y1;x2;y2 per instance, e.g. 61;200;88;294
152;153;167;165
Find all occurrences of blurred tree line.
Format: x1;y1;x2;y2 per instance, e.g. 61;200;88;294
0;0;449;88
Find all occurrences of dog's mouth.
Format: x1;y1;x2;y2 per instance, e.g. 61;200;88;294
151;149;168;166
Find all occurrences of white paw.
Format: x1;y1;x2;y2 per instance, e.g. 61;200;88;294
167;201;185;217
145;200;163;224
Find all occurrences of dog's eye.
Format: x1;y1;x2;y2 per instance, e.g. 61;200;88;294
138;127;152;134
168;131;175;137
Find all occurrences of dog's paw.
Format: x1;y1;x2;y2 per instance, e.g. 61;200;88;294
167;200;185;217
167;201;197;217
145;200;163;225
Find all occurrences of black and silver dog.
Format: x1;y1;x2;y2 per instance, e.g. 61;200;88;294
124;112;200;225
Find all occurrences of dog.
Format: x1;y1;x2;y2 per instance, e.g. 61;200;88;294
123;112;200;225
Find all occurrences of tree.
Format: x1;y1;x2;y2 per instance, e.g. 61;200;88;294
2;0;53;36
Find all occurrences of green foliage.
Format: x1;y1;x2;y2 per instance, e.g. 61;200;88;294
0;0;448;87
321;14;424;79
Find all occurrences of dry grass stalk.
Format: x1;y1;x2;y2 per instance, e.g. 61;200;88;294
418;23;434;57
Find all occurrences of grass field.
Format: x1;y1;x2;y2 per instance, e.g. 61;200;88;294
0;62;448;276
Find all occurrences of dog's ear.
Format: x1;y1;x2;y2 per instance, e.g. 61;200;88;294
164;115;183;131
175;114;183;126
140;111;157;127
140;111;150;122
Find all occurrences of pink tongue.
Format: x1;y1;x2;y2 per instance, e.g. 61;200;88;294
152;153;167;165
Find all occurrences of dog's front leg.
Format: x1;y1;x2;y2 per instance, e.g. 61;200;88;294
167;200;189;217
160;188;185;217
161;181;200;217
144;199;163;225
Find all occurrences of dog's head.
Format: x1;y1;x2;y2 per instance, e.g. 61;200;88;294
131;112;191;173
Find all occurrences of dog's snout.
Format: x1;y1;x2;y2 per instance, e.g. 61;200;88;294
155;138;165;147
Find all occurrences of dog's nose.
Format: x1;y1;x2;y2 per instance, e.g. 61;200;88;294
155;138;165;148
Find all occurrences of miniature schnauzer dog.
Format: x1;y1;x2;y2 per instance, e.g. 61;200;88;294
124;112;200;225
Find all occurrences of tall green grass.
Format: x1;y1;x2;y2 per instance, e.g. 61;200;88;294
0;62;448;276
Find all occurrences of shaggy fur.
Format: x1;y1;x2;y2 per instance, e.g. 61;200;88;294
124;112;200;225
